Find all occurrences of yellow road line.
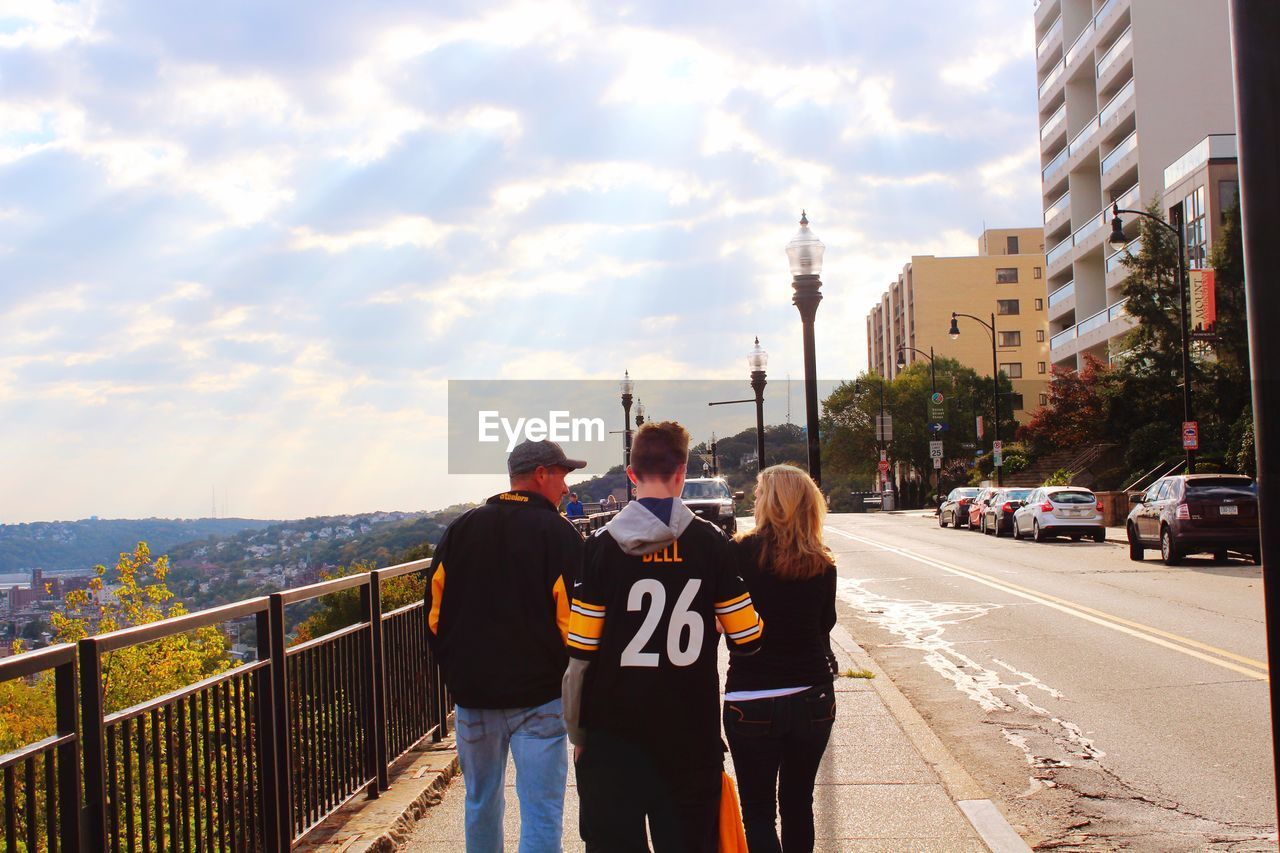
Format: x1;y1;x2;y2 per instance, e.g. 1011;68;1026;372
826;525;1269;682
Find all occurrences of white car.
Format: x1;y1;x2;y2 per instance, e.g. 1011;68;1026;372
1011;486;1106;542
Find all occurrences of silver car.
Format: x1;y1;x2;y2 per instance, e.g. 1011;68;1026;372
1011;486;1106;542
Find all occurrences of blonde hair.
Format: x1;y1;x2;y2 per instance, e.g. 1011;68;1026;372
738;464;834;580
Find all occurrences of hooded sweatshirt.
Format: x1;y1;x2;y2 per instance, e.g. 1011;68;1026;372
563;499;763;761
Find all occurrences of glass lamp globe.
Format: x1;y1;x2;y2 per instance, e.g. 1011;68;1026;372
785;211;825;277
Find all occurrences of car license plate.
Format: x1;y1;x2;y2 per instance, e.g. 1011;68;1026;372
1221;505;1238;516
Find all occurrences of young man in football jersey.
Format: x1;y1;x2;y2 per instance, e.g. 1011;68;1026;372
563;420;763;852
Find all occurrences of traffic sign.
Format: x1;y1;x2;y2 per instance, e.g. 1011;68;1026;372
1182;421;1199;450
876;413;893;442
878;460;890;473
993;439;1003;467
930;392;944;405
880;448;887;462
992;440;1002;453
929;403;945;420
960;442;976;450
929;441;943;459
933;456;942;469
928;422;949;433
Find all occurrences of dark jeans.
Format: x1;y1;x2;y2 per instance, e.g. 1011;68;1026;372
575;728;722;853
723;686;836;853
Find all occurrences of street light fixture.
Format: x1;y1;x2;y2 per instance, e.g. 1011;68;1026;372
948;312;1003;487
635;399;646;427
709;337;769;472
1109;203;1196;474
620;370;634;502
787;211;825;487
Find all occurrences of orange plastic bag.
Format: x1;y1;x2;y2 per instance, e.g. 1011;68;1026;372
718;771;748;853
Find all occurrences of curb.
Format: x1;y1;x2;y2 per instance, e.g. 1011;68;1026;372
829;623;1032;853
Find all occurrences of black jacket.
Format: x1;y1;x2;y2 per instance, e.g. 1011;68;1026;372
424;490;583;709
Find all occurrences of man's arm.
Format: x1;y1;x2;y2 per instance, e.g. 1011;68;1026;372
423;527;450;652
563;538;606;746
715;537;764;656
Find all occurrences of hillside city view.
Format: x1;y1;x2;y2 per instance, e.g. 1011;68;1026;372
1;0;1276;851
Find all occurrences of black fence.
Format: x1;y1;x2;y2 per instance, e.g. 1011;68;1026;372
0;559;450;851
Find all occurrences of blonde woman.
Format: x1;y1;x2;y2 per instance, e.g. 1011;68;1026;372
724;465;837;853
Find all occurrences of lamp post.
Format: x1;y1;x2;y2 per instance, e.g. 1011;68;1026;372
787;212;825;487
949;312;1003;486
897;345;937;501
711;433;718;477
708;337;769;472
750;338;768;471
635;399;646;427
621;370;634;502
1109;203;1195;473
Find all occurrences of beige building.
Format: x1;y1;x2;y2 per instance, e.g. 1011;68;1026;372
1034;0;1236;370
866;228;1050;424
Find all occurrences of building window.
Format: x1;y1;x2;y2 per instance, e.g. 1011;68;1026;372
1183;185;1207;269
1034;266;1043;279
996;267;1019;283
1036;330;1045;342
1039;393;1049;406
1038;361;1046;374
1008;393;1025;411
1034;298;1044;310
998;331;1022;347
1219;180;1239;220
1000;362;1023;379
1007;235;1019;254
997;299;1020;315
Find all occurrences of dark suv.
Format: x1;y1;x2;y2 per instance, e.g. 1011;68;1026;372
681;477;742;535
1126;474;1260;565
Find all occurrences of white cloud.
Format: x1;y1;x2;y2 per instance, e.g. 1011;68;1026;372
290;216;455;253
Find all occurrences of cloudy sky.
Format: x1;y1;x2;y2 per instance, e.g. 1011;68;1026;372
1;0;1041;523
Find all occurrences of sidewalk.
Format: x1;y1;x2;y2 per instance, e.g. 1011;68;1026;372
401;627;1030;852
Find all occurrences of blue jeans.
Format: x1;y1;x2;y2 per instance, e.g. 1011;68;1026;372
455;697;568;853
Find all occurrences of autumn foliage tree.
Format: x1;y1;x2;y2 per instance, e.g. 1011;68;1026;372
1018;355;1112;452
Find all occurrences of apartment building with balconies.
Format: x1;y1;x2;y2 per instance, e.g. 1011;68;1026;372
1034;0;1236;370
865;228;1050;423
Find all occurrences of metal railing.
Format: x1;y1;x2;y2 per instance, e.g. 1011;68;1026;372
1044;190;1070;225
1096;27;1132;79
1050;325;1077;351
1065;19;1095;68
1037;15;1063;59
0;559;449;851
1040;103;1067;142
1048;280;1075;308
1039;59;1065;99
1100;78;1135;126
1042;145;1070;184
1069;115;1101;157
1047;235;1073;268
1102;131;1138;176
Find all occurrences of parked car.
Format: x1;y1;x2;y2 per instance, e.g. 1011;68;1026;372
1126;474;1260;565
680;477;743;535
1012;486;1105;542
981;488;1034;536
967;488;1000;531
938;487;982;528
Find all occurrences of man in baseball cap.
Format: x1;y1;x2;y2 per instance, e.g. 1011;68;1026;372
424;439;587;851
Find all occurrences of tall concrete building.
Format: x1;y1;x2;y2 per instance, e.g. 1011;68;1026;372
865;228;1050;424
1033;0;1236;370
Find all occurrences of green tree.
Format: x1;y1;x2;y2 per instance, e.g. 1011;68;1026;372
50;542;229;714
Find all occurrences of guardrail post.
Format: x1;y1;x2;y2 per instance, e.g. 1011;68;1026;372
77;638;107;850
365;571;389;792
254;607;283;851
267;594;292;845
53;658;81;849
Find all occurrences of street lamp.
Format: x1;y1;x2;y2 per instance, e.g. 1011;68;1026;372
635;399;646;427
897;345;938;500
787;211;825;487
621;370;634;502
1109;203;1195;473
948;312;1003;486
709;337;769;472
749;338;768;472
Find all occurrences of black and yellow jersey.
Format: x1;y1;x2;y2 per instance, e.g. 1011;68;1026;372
568;511;762;761
424;490;583;709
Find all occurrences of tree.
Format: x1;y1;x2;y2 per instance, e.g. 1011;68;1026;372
1018;355;1113;452
292;542;432;643
50;542;228;714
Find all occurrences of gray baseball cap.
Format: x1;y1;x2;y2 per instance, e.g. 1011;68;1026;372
508;440;588;477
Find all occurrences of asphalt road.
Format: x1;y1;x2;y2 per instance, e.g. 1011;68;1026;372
825;510;1276;852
